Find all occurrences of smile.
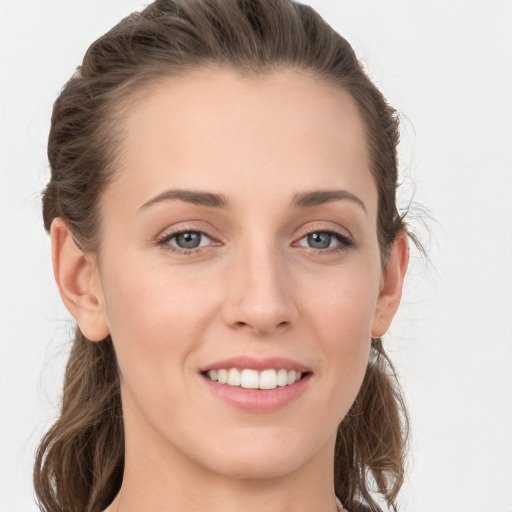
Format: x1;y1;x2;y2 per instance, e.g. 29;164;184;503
205;368;303;390
200;356;312;411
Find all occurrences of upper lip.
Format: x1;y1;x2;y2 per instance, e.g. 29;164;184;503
200;356;311;373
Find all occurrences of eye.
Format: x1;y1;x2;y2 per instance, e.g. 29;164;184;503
158;230;213;251
295;230;352;251
305;232;333;249
173;231;207;249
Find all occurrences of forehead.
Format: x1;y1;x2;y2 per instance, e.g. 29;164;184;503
105;66;376;217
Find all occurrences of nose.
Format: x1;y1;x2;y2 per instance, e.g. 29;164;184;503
221;244;298;336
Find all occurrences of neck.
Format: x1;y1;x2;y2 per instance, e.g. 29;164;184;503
111;471;339;512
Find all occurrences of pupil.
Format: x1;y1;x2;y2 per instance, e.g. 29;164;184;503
176;232;201;249
308;232;331;249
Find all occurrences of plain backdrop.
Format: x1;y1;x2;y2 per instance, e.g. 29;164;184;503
1;1;511;511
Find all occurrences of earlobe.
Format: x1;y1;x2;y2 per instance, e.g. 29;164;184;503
51;218;109;342
372;229;409;338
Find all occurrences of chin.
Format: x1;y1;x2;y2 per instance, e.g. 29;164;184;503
191;427;331;481
204;452;305;481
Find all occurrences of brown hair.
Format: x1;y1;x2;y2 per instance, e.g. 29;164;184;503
35;1;408;511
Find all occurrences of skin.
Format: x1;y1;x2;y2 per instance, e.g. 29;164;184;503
52;67;408;512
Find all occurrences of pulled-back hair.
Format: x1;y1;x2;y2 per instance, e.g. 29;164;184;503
35;1;408;511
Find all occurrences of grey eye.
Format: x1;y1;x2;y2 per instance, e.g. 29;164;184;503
158;229;215;253
174;232;203;249
307;232;332;249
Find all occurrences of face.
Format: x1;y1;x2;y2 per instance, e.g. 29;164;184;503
86;67;399;481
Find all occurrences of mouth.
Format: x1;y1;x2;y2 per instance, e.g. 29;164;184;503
199;357;312;412
202;367;309;390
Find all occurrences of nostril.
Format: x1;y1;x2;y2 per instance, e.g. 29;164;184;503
233;320;290;333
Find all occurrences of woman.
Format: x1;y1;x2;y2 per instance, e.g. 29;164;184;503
34;0;410;511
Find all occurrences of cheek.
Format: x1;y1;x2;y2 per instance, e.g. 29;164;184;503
306;260;380;341
100;258;217;379
99;260;223;446
302;259;380;393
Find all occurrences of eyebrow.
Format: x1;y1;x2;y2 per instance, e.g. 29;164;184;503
292;190;367;214
138;188;366;214
138;189;228;212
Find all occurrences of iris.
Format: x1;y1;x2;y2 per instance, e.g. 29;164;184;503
307;232;332;249
175;232;202;249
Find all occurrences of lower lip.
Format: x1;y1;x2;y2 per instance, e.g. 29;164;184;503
201;373;312;412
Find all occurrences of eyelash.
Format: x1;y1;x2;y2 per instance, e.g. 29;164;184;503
156;228;354;255
295;228;355;254
156;229;217;255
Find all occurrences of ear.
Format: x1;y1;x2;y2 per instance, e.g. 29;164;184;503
372;229;409;338
51;217;109;342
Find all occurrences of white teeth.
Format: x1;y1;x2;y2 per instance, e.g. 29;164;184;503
259;369;277;389
206;368;305;389
217;369;228;384
276;368;288;387
227;368;241;386
240;369;259;389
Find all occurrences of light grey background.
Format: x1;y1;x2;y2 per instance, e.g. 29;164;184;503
1;1;511;511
